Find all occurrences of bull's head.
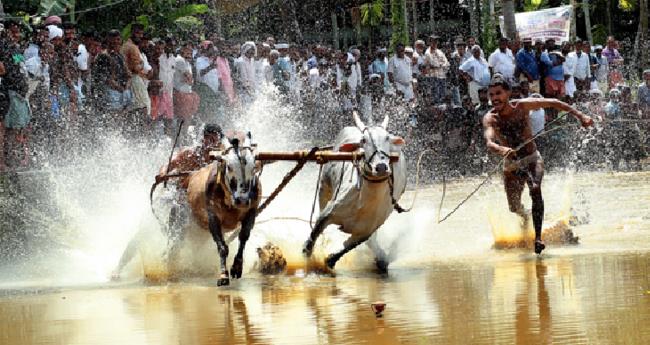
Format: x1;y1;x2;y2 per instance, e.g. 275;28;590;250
218;132;259;208
340;111;405;180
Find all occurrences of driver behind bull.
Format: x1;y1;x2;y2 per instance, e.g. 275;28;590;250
112;124;224;279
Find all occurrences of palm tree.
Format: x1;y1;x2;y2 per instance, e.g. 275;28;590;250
502;0;517;39
360;0;384;51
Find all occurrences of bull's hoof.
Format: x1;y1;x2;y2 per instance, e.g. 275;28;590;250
217;273;230;286
325;255;337;269
534;240;546;255
375;259;389;274
230;258;243;279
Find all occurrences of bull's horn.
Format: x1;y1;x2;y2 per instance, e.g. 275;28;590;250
381;114;389;129
352;110;365;130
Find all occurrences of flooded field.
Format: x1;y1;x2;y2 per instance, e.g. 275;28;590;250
1;169;649;344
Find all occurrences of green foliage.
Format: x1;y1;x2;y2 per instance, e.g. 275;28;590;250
618;0;637;11
360;0;384;27
591;23;608;44
389;0;408;52
38;0;76;16
166;4;209;22
524;0;548;11
480;0;497;54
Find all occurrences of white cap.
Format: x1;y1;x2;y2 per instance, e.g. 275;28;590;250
47;25;63;41
275;43;289;49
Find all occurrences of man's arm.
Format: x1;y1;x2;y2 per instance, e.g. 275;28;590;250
516;98;593;127
483;114;512;157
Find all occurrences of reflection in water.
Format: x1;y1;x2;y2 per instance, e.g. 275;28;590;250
1;253;649;345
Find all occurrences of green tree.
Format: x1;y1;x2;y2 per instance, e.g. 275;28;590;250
390;0;408;51
360;0;384;51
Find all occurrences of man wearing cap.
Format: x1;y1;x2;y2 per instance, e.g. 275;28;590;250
516;37;540;93
592;45;608;86
388;43;414;102
275;43;292;93
488;37;516;82
540;39;565;99
48;24;79;120
424;35;449;103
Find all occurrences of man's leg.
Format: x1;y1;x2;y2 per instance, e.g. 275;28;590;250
526;158;545;254
504;170;527;216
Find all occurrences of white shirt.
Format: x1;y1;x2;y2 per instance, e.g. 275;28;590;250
236;56;256;91
159;53;175;93
24;43;39;61
459;56;489;83
173;55;193;93
387;55;412;85
488;48;515;79
196;56;220;94
255;58;270;87
568;51;591;80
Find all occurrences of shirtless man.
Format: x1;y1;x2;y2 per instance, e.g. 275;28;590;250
112;124;223;279
482;75;593;254
156;123;224;188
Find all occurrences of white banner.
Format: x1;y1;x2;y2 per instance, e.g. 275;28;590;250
499;6;573;43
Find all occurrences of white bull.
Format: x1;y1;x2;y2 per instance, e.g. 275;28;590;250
302;111;407;271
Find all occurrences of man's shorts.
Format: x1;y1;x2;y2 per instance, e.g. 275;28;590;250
504;150;543;173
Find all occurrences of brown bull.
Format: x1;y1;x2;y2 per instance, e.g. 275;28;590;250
182;132;261;286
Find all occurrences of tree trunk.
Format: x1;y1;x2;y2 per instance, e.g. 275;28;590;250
469;0;478;38
569;0;577;41
211;0;223;37
429;0;435;34
412;0;418;41
332;11;339;50
635;0;649;71
502;0;517;40
1;0;6;20
582;0;592;44
489;0;495;16
403;0;409;37
342;11;348;49
606;0;612;35
286;0;303;43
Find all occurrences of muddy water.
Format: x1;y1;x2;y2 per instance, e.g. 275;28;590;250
1;171;650;344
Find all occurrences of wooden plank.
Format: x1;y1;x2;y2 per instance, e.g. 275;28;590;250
255;150;400;163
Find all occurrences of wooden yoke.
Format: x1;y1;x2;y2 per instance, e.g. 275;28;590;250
255;150;400;164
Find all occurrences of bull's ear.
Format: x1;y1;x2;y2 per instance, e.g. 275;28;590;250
390;136;405;146
339;142;360;152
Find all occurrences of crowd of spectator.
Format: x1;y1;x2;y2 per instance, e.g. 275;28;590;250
1;15;649;175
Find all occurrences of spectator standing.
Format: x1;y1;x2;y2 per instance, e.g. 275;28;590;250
602;36;624;89
173;42;199;124
541;41;565;99
592;45;608;87
562;42;576;99
569;39;591;93
515;37;540;93
638;69;650;113
459;45;490;105
387;43;414;102
488;37;515;83
121;23;150;123
448;39;467;106
424;35;449;104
